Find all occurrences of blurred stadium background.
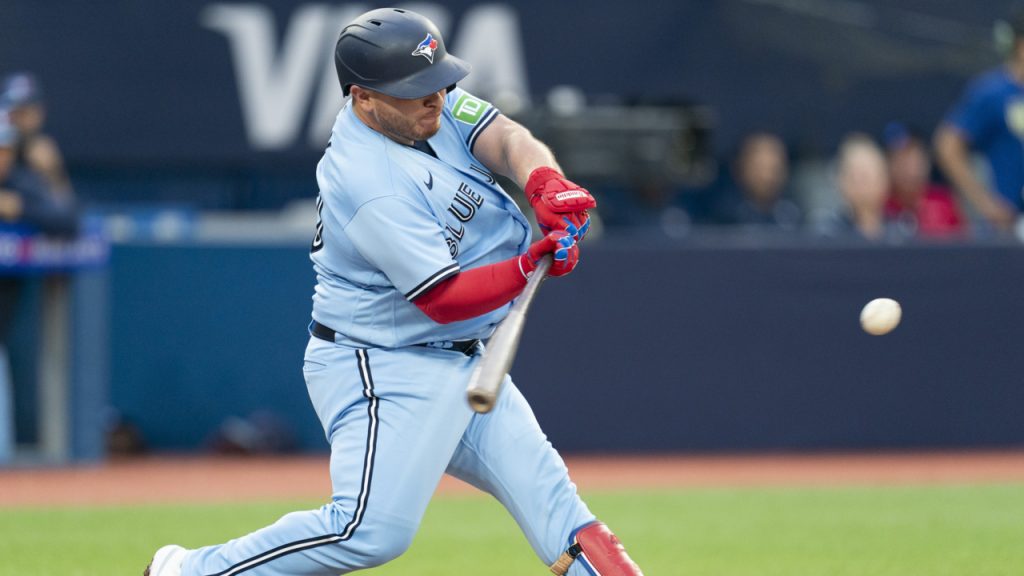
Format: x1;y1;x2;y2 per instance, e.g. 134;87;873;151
2;2;1024;574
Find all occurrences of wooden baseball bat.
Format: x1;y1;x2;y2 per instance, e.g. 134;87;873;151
465;255;553;413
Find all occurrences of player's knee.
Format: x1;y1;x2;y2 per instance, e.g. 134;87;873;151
361;524;416;567
320;503;417;569
350;519;416;567
550;521;643;576
321;526;414;570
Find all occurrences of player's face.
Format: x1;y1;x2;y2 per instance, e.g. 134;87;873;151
362;89;445;144
9;104;45;135
839;145;889;210
738;136;787;202
0;147;12;179
888;142;929;197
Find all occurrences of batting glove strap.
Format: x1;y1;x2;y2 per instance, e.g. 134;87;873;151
525;167;597;212
520;230;578;279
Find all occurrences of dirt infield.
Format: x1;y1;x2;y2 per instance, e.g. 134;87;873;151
2;451;1024;507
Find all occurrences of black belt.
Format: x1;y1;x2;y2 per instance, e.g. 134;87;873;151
310;321;480;356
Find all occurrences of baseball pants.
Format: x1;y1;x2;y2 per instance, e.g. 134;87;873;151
181;336;595;575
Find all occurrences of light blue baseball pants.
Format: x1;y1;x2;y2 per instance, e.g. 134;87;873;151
181;336;595;575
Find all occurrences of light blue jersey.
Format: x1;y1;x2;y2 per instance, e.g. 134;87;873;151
310;88;531;347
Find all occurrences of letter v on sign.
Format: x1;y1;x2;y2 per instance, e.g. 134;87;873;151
201;3;331;150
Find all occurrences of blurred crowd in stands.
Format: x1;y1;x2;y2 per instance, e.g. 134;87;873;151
596;10;1024;243
0;72;79;464
597;122;973;242
3;61;1023;248
7;8;1024;246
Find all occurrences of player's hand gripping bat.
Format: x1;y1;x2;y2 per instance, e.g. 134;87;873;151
465;255;552;413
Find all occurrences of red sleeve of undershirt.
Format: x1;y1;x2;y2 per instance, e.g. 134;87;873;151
413;255;527;324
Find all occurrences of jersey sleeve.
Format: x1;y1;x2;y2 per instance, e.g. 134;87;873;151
944;78;999;145
344;195;459;300
445;87;500;152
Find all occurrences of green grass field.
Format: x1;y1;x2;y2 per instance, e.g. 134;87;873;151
2;484;1022;575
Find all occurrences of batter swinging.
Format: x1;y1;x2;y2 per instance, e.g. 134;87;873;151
145;8;642;576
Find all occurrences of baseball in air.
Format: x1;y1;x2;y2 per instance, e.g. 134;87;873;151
860;298;902;335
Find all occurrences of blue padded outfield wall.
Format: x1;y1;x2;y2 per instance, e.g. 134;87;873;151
110;240;1024;453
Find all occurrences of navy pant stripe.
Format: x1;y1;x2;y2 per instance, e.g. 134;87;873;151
208;349;380;576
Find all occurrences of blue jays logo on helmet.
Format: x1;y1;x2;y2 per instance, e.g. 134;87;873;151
411;33;438;64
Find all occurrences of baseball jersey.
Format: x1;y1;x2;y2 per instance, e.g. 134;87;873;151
944;67;1024;210
310;88;531;348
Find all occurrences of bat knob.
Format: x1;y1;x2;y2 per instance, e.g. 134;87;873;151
467;390;496;414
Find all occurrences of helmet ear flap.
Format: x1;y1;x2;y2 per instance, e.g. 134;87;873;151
335;35;353;97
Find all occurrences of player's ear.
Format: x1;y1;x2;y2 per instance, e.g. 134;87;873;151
350;86;373;110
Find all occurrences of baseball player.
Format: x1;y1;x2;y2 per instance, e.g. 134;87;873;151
145;8;642;576
934;10;1024;232
1;73;72;196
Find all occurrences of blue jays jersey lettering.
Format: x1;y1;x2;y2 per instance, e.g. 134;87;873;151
310;88;531;348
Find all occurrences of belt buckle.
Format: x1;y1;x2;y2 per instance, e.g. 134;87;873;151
424;341;455;350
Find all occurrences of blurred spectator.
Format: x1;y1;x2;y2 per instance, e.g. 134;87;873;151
106;413;147;457
817;134;901;241
1;73;71;196
0;112;78;234
206;410;297;455
714;132;800;230
883;123;966;239
934;10;1024;233
0;108;78;464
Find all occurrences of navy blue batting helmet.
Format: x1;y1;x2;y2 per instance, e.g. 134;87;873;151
335;8;470;99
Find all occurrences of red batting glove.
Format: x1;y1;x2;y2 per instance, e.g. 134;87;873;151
525;167;597;241
519;230;579;278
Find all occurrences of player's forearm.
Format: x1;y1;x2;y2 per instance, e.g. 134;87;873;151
503;127;561;189
934;126;998;209
414;257;527;324
477;116;560;188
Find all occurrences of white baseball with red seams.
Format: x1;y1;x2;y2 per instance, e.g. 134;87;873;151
860;297;902;336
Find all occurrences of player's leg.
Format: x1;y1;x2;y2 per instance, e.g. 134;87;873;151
447;377;643;575
173;341;479;575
